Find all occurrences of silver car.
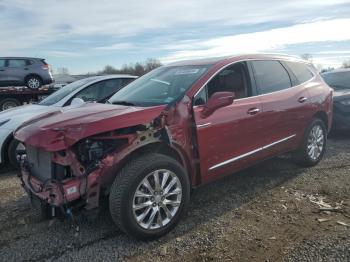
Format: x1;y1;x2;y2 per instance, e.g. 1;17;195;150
0;57;54;89
0;74;137;166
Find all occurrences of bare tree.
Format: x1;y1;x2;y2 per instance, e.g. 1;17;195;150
301;54;313;62
342;60;350;68
98;58;162;76
56;67;70;75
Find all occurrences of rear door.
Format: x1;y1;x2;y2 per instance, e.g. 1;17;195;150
193;62;264;184
249;60;311;157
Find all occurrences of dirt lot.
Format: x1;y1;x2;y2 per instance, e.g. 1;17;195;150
0;134;349;261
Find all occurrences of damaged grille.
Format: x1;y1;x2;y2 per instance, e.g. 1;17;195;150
26;145;52;181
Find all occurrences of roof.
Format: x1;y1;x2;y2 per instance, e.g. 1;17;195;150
0;57;45;60
165;53;310;67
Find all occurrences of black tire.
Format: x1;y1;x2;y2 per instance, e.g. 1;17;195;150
293;118;327;167
0;98;21;111
8;139;25;168
25;75;42;90
109;153;190;240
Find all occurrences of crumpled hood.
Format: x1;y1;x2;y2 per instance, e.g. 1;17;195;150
14;103;166;152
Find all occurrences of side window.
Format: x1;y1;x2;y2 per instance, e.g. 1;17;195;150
0;59;5;67
73;79;123;103
8;59;26;68
194;62;250;106
284;61;313;84
252;60;291;94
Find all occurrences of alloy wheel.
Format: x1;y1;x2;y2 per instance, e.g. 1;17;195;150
28;78;40;89
132;169;182;230
307;125;325;161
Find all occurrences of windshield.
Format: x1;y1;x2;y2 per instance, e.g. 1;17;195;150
39;78;96;106
322;71;350;90
108;65;210;107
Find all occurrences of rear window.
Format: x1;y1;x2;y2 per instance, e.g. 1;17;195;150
322;71;350;90
285;61;313;84
252;60;292;95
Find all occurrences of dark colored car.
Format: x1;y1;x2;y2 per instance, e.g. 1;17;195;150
0;57;53;89
15;54;333;240
321;69;350;130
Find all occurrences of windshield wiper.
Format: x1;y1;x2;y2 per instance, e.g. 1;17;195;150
111;101;136;106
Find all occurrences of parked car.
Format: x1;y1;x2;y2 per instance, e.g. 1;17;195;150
14;54;332;240
321;69;350;130
0;75;137;167
0;57;54;89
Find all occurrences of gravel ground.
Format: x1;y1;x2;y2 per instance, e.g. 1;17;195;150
0;134;349;261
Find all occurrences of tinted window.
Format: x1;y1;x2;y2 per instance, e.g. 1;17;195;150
252;60;291;94
285;61;313;84
0;59;5;67
74;79;125;102
322;71;350;90
194;62;250;106
8;59;26;68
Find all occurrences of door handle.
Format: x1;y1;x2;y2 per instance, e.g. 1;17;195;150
298;97;308;103
247;108;260;115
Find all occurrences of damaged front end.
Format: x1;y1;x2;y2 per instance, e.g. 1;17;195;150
15;103;172;216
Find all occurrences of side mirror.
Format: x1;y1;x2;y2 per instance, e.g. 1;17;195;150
70;98;85;106
201;91;235;118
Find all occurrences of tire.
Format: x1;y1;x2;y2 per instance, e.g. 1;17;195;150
0;98;21;111
109;153;190;240
8;139;25;168
293;118;327;167
25;75;42;90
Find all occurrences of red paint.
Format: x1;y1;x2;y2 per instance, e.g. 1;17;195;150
15;54;333;209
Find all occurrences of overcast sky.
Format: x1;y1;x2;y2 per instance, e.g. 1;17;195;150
1;0;350;73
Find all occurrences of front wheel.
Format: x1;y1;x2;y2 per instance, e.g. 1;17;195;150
293;118;327;167
109;153;190;240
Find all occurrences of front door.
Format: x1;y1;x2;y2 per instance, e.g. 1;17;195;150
193;62;263;184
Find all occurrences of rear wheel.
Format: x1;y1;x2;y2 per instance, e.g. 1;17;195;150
0;98;21;111
25;75;42;90
293;118;327;167
109;153;190;240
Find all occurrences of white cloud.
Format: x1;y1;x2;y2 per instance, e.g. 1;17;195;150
161;18;350;63
93;43;134;51
1;0;349;53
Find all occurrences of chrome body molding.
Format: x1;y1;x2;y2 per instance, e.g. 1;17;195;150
209;134;296;171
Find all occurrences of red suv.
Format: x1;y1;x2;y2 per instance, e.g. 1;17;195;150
15;54;333;240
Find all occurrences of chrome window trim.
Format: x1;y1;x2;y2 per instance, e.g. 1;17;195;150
208;134;296;171
192;58;316;109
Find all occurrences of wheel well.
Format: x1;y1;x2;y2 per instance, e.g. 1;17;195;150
1;134;13;164
313;111;328;131
25;74;43;83
111;142;192;185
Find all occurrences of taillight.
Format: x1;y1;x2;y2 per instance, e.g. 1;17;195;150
42;64;49;70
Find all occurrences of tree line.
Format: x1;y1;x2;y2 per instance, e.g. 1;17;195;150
97;58;162;76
